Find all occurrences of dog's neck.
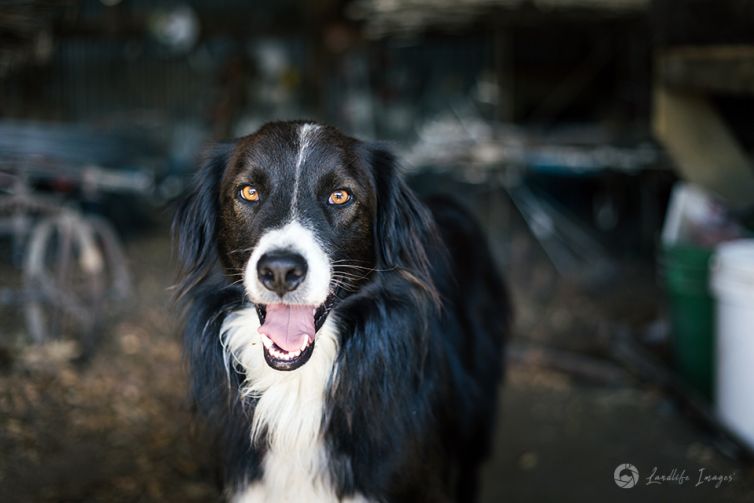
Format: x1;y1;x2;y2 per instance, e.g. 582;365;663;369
220;307;343;501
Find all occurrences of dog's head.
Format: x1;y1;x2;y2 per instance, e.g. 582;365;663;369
174;121;436;371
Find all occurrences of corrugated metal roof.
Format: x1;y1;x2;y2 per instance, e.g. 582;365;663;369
348;0;649;37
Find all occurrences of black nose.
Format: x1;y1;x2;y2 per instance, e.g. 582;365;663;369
256;251;308;297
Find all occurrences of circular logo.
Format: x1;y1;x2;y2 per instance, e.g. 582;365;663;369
614;463;639;489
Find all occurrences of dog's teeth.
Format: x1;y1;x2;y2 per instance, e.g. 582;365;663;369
265;338;309;361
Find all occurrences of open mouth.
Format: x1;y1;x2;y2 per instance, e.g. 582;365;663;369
255;294;336;371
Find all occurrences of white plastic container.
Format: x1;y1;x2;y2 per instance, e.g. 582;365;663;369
711;239;754;449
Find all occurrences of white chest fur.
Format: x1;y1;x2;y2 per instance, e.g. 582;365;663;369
221;307;364;503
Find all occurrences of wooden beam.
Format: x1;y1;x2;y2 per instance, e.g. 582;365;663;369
653;85;754;210
658;45;754;96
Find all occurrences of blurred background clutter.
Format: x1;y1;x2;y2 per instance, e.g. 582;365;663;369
1;0;753;501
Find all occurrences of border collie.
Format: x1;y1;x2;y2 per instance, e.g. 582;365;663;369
173;121;510;502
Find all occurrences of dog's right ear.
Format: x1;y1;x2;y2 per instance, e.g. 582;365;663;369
172;142;234;300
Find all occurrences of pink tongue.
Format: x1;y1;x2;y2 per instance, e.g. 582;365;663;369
258;304;315;352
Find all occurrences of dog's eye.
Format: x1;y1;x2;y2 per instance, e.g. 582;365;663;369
328;189;352;206
239;185;260;202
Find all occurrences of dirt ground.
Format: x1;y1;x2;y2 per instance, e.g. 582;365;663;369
0;219;752;502
0;223;218;502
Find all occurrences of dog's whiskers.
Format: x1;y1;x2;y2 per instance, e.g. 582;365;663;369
329;278;359;293
228;246;256;256
332;262;397;273
331;272;368;284
227;277;246;287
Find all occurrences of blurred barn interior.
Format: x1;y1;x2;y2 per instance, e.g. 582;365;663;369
0;0;753;501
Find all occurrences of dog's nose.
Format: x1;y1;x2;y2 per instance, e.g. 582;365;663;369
257;252;308;297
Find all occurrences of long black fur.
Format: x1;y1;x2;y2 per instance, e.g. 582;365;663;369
174;126;510;502
173;145;263;486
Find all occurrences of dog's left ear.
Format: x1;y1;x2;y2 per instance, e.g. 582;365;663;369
362;143;440;303
172;142;235;299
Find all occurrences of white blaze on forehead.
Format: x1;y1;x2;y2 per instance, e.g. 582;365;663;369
291;123;321;217
244;220;331;306
296;123;320;169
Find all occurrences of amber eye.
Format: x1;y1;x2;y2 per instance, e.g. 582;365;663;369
328;189;352;206
239;185;259;202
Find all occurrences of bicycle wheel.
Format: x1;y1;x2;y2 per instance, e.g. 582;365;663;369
86;214;131;303
23;213;107;352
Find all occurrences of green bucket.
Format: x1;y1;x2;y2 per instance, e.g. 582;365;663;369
661;243;714;399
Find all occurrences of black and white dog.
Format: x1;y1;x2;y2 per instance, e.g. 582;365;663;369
174;121;510;502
